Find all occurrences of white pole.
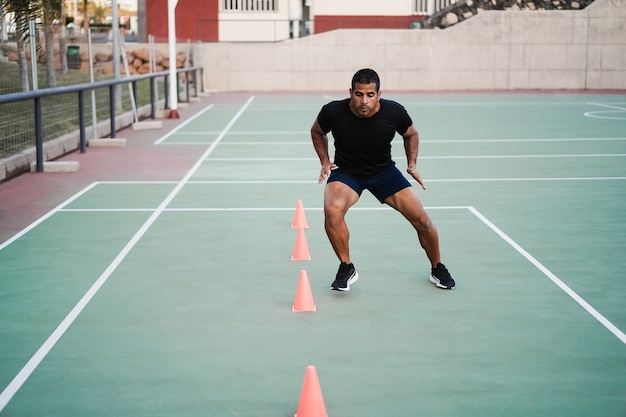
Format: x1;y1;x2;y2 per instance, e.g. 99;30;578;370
1;4;7;42
168;0;179;118
29;21;38;91
88;28;98;140
112;0;122;109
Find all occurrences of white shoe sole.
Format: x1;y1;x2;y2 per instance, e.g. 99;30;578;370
332;272;359;291
430;274;454;289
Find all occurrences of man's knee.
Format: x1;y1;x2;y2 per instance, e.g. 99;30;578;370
324;200;347;223
414;214;436;234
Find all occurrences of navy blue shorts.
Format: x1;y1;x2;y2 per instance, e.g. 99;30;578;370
327;165;412;203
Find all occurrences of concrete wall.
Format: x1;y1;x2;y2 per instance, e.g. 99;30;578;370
200;0;626;91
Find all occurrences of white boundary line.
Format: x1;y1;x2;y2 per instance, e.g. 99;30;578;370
153;104;214;145
42;177;625;194
2;196;625;411
0;183;99;251
425;177;626;182
0;96;256;412
586;102;626;111
29;202;626;345
159;136;626;143
468;206;626;346
58;206;464;213
183;177;626;184
203;154;626;162
584;102;626;120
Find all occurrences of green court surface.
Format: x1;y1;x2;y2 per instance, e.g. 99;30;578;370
1;93;625;416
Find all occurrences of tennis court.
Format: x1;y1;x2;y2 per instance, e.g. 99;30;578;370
1;92;625;416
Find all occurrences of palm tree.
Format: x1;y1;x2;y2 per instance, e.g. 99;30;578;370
82;0;88;32
2;0;65;89
1;0;33;91
40;0;63;87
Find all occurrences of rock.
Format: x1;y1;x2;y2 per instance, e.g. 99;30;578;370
444;12;459;25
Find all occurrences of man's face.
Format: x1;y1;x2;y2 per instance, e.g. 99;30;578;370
349;82;381;118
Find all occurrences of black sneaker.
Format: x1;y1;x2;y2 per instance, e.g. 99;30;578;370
331;262;359;291
430;263;455;289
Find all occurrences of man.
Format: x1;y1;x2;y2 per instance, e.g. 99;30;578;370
310;68;455;291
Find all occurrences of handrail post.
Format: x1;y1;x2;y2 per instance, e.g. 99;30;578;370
150;76;156;119
34;97;44;172
78;90;86;153
109;85;116;138
164;74;169;110
185;70;190;102
176;72;180;102
132;81;138;108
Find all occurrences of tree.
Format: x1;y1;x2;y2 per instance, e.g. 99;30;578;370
1;0;34;91
40;0;63;87
82;0;88;31
2;0;65;89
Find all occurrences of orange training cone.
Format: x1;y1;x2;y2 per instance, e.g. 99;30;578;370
292;227;311;261
292;199;309;229
295;366;328;417
292;270;316;312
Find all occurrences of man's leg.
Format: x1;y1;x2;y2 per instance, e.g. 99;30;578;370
384;187;441;268
385;187;455;289
324;181;360;263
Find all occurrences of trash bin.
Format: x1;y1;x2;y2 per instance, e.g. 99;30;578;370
67;45;80;70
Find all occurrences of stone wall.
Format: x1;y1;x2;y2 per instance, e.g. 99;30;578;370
420;0;595;29
200;0;626;91
2;45;190;75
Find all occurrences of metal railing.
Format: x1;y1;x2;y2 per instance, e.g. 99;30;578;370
0;66;203;172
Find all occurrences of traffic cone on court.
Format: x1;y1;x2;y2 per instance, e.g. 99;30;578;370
295;366;328;417
292;270;316;312
292;199;309;229
292;227;311;260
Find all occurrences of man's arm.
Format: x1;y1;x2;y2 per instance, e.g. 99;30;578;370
402;124;426;190
311;119;336;184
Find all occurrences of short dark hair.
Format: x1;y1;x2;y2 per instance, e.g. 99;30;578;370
351;68;380;91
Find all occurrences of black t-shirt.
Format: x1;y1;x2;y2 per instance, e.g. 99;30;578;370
317;98;413;177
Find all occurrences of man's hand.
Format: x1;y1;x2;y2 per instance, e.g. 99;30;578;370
319;162;337;184
407;167;426;190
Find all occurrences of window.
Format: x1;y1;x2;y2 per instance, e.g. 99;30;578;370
223;0;277;12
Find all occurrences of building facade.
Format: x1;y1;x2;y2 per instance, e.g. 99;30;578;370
139;0;432;42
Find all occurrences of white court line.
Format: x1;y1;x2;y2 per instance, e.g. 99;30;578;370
162;135;626;143
59;208;157;212
156;142;214;146
0;183;99;251
468;206;626;346
35;203;626;346
424;177;626;182
0;96;256;412
421;137;626;143
182;177;626;184
91;180;179;185
417;154;626;159
403;101;626;106
584;102;626;120
586;102;626;111
153;104;214;145
204;153;626;162
174;131;307;135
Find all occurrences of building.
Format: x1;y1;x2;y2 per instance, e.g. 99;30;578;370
139;0;440;43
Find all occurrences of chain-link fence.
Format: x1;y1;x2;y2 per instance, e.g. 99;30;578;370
0;28;198;159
